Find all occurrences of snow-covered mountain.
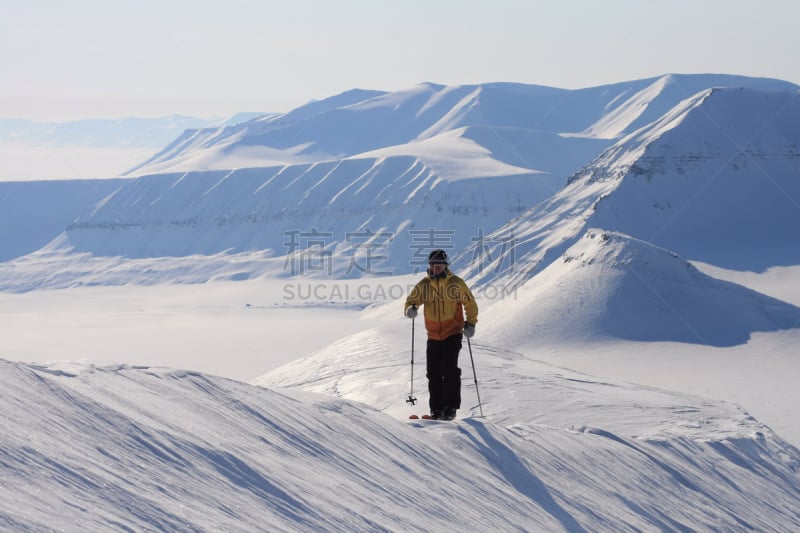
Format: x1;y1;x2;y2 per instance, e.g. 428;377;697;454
463;85;800;288
3;74;797;292
0;179;124;262
51;154;549;265
4;347;800;531
483;229;800;347
128;74;795;177
4;74;800;531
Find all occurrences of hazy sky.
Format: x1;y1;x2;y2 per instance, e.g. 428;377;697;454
3;0;798;121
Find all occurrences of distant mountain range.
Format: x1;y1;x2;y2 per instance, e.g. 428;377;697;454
0;112;270;181
126;74;796;177
0;113;269;150
1;74;799;309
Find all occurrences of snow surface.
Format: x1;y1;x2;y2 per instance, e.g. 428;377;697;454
2;279;800;530
0;179;125;262
0;279;402;381
3;74;800;530
128;74;797;179
0;157;554;288
463;86;800;289
484;229;800;347
4;317;800;531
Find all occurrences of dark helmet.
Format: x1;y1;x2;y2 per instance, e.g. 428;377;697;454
428;249;449;265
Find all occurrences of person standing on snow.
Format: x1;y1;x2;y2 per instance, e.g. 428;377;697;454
404;249;478;420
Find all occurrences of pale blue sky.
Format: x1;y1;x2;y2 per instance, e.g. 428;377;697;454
2;0;798;120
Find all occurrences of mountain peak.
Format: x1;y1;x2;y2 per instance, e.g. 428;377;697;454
485;229;800;347
583;86;800;269
464;84;800;289
418;81;447;90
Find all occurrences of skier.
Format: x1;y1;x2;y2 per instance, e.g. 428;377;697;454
404;249;478;420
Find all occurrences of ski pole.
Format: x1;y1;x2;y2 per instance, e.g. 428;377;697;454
406;316;417;406
466;337;484;417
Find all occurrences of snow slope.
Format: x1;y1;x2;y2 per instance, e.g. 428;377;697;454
463;86;800;289
69;153;542;261
483;229;800;347
0;179;124;261
569;73;796;139
3;344;800;531
586;87;800;270
0;151;552;291
7;79;797;291
128;74;796;178
251;321;800;531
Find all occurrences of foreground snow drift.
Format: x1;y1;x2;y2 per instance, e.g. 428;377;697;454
4;352;800;531
257;325;800;531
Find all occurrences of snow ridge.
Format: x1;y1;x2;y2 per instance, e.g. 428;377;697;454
483;229;800;347
4;350;800;531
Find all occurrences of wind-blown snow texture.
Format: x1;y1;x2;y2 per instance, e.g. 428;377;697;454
254;323;800;531
3;349;800;531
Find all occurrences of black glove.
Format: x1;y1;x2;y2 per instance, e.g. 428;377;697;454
405;305;418;319
463;322;475;338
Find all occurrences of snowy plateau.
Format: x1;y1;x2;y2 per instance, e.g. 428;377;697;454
2;73;800;531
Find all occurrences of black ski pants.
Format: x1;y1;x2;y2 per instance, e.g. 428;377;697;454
426;333;462;412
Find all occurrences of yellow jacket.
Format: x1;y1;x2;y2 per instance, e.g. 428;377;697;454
404;270;478;341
